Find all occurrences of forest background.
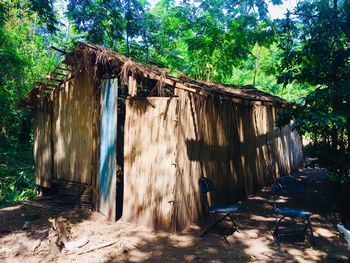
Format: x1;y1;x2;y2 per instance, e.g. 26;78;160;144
0;0;349;207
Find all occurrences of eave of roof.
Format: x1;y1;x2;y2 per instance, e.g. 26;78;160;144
21;42;289;108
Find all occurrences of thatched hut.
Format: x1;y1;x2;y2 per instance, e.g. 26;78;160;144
22;43;303;231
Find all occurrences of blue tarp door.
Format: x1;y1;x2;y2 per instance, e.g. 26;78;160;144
98;79;118;220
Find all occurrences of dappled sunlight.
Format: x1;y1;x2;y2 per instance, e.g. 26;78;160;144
128;249;153;261
274;196;290;203
168;234;196;248
314;227;336;238
247;196;266;201
250;214;275;222
231;229;276;260
287;247;327;262
243;237;275;260
1;169;348;262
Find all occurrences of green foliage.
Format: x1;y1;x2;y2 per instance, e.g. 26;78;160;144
2;0;350;206
275;0;350;183
0;141;37;208
0;0;62;207
65;0;285;83
143;0;278;82
0;0;61;142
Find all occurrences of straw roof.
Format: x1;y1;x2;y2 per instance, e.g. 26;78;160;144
22;42;288;107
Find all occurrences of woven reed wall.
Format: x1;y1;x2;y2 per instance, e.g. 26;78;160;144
173;90;303;230
52;70;94;185
34;96;53;188
34;70;94;187
122;91;302;231
123;97;179;230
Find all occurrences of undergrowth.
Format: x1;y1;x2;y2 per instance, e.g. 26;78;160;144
0;140;37;208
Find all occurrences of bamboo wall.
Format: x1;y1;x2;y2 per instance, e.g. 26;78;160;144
34;96;53;187
173;90;303;230
52;70;94;185
123;98;179;230
33;69;302;230
122;91;302;231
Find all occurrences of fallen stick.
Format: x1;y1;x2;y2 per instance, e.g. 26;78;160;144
66;241;118;255
22;200;52;210
64;236;89;251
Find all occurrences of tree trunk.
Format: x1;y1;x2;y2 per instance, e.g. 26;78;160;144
346;117;350;155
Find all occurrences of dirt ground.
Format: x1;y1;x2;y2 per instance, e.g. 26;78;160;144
0;168;348;262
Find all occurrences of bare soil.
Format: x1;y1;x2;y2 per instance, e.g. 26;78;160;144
0;168;348;262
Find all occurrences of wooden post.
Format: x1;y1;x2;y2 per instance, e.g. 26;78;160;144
128;75;137;97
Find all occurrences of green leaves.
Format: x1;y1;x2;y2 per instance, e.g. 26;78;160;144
0;142;37;208
29;0;58;32
275;0;350;182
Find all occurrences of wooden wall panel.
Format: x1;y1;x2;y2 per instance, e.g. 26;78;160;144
34;96;53;188
52;70;94;185
174;90;303;230
123;98;179;230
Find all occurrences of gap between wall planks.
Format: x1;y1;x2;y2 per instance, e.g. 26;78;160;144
34;96;53;188
91;67;101;210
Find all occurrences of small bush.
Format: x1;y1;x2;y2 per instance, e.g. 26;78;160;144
0;142;37;208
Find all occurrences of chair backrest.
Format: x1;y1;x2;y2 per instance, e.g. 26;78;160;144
272;176;304;196
198;176;215;195
198;177;215;209
272;176;305;209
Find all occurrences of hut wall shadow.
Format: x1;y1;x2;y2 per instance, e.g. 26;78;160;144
173;89;303;230
122;97;179;230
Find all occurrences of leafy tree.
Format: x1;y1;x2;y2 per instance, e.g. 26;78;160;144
66;0;148;54
276;0;350;180
0;0;62;206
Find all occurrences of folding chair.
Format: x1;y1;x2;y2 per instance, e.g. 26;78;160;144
198;176;239;243
272;176;314;245
337;224;350;261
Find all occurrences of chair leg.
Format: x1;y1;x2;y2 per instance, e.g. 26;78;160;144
213;214;231;244
305;217;315;245
201;213;233;244
273;216;285;246
302;217;310;235
200;213;227;237
228;214;239;232
274;216;314;246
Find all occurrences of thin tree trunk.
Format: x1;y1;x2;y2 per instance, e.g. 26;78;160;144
346;117;350;155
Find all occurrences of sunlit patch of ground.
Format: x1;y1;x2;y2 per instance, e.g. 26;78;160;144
0;168;348;262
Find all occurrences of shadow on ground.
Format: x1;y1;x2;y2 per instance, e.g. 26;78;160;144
0;168;348;262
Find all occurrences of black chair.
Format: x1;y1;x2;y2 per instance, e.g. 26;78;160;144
198;176;239;243
272;176;314;245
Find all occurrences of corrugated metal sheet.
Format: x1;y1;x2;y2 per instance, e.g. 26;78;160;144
98;79;118;220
